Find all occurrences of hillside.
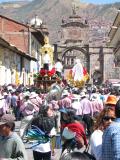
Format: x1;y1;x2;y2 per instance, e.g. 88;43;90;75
0;0;120;44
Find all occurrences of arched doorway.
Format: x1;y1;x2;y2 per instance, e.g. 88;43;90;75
62;46;89;71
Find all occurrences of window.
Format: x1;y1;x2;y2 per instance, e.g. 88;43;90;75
71;58;74;65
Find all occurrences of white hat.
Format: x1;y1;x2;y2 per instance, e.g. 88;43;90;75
0;94;4;100
80;92;86;98
62;90;69;97
23;91;30;97
3;92;8;96
82;88;87;93
30;92;38;98
0;114;15;125
72;94;81;101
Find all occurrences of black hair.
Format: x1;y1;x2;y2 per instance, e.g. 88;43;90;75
39;104;49;117
61;108;76;124
115;99;120;118
67;108;76;118
60;152;90;160
31;104;55;134
5;122;15;131
57;58;61;62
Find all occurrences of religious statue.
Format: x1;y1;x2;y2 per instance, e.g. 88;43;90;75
40;36;54;70
67;58;89;88
72;58;84;81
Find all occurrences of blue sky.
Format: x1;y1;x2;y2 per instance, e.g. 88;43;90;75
0;0;119;4
0;0;30;2
81;0;120;4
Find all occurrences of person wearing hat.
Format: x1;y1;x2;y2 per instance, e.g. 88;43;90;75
0;114;28;160
80;92;93;136
105;95;118;107
102;99;120;160
19;91;42;138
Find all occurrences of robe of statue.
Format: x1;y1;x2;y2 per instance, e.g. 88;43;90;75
72;59;84;81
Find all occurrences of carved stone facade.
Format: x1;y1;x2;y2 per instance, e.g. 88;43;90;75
56;13;115;84
108;10;120;79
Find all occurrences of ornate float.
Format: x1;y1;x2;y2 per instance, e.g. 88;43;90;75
67;58;89;88
34;36;61;93
34;68;61;93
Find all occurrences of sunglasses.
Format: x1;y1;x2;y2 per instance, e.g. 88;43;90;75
103;116;115;121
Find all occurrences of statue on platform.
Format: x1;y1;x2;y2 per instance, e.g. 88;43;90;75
34;36;61;93
67;58;89;88
40;36;54;70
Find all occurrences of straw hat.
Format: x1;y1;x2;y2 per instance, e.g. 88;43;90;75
105;95;117;105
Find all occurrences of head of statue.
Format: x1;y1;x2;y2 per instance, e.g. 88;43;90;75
44;36;49;44
75;58;81;64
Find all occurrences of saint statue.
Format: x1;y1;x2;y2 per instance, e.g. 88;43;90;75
40;36;54;70
72;58;84;81
67;57;89;88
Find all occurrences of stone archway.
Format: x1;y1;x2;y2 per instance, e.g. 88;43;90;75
62;46;89;71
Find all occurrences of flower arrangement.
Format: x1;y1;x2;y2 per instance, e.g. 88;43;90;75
33;68;61;92
34;68;56;79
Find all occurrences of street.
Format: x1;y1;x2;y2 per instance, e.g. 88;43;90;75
15;121;61;160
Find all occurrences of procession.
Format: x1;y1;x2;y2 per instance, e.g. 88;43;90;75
0;44;120;160
0;0;120;160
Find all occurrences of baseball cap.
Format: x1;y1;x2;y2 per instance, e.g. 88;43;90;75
0;114;16;125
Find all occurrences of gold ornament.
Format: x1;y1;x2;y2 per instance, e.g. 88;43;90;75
67;70;89;88
40;36;54;65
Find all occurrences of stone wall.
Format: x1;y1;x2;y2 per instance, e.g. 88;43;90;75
103;50;115;81
114;67;120;79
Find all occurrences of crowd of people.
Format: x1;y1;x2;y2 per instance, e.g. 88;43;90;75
0;82;120;160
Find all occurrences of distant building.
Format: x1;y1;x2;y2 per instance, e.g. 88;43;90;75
0;15;45;85
108;9;120;79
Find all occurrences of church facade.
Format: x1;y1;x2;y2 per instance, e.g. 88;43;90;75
108;9;120;79
55;11;115;85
